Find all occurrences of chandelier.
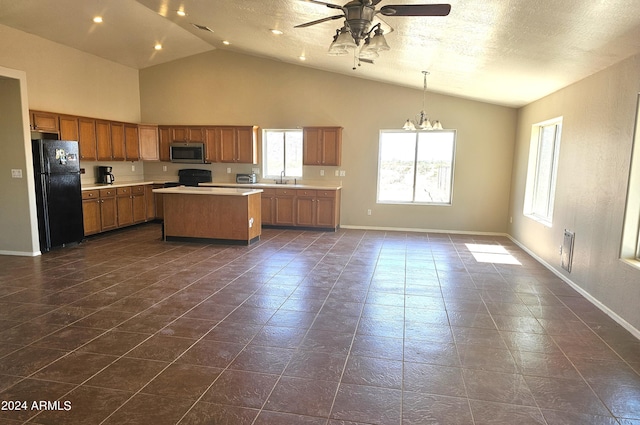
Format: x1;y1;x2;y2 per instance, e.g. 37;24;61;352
403;71;443;131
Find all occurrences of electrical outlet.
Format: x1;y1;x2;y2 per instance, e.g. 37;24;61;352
339;170;346;177
163;165;167;172
131;165;135;172
320;169;325;176
334;170;339;177
227;167;231;174
11;169;22;178
367;209;372;216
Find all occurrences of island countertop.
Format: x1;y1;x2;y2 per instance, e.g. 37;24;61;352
153;186;263;196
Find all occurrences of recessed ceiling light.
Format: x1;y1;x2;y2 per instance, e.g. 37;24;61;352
270;29;283;35
93;16;103;23
176;10;186;17
222;40;230;46
154;43;163;50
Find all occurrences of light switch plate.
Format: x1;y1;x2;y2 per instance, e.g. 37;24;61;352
11;169;22;178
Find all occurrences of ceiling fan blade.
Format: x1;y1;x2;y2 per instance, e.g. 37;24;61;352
380;4;451;17
299;0;344;10
295;14;344;28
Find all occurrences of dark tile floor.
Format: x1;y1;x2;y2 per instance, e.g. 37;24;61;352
0;223;639;425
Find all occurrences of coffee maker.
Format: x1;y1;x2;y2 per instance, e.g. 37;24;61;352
97;166;115;184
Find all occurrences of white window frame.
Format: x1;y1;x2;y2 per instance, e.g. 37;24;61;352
523;117;563;226
621;94;640;267
262;129;303;180
376;129;456;205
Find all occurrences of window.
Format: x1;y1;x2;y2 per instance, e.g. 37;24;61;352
262;129;303;179
377;130;456;204
524;118;562;226
621;94;640;265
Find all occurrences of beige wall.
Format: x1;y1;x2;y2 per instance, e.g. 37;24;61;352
509;53;640;333
0;24;141;255
0;71;39;255
140;50;517;233
0;24;140;122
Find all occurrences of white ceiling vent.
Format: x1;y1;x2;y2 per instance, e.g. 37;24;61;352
191;23;213;33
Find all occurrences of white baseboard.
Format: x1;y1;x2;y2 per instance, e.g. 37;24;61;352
340;224;508;237
507;235;640;340
0;250;40;257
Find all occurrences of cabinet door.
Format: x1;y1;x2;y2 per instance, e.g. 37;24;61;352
316;197;336;228
296;196;316;226
82;191;101;236
59;115;79;141
217;127;237;163
172;127;188;142
31;111;59;132
125;124;140;161
204;128;219;163
132;194;146;223
117;196;133;227
321;127;342;166
261;190;275;225
274;189;295;226
145;185;156;220
303;128;322;165
158;126;171;161
138;125;159;161
188;127;205;142
78;118;97;161
96;120;112;160
100;196;118;231
236;127;258;164
110;122;126;161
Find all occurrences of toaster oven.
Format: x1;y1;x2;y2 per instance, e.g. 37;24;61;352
236;173;257;184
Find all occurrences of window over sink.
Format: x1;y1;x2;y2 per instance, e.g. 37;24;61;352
262;129;303;180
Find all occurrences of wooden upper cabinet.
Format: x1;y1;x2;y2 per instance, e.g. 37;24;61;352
96;120;112;160
110;122;126;161
125;124;140;161
158;126;171;161
172;127;204;142
78;118;97;161
31;111;59;132
138;125;158;161
204;127;219;163
59;115;79;141
303;127;343;166
216;126;258;164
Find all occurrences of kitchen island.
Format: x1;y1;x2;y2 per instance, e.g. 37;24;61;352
152;186;263;245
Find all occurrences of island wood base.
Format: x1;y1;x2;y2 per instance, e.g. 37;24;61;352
161;191;261;245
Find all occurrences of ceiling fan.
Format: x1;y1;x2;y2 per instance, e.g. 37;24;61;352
296;0;451;61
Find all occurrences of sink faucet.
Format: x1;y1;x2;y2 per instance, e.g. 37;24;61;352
280;170;285;184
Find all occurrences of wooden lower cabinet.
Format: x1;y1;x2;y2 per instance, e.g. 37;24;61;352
132;186;146;223
274;189;295;226
99;188;118;232
261;189;275;225
82;184;153;236
260;187;341;230
81;190;101;236
145;185;156;220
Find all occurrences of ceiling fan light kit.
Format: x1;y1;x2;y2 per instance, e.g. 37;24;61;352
297;1;451;63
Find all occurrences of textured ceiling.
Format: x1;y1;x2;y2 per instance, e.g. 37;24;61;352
1;0;640;107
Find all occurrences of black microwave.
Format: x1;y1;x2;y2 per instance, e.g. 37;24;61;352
170;143;205;163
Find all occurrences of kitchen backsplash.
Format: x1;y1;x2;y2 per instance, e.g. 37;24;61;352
80;161;145;185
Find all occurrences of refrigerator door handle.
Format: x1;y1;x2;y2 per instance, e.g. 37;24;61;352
45;156;51;174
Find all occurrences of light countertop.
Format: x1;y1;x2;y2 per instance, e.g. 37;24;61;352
199;182;342;190
82;180;161;190
153;186;263;196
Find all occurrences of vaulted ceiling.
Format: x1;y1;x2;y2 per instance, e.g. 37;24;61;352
2;0;640;107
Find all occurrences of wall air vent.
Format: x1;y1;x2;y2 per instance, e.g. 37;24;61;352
191;23;213;33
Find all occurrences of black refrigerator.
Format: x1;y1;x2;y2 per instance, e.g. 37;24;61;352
32;137;84;252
